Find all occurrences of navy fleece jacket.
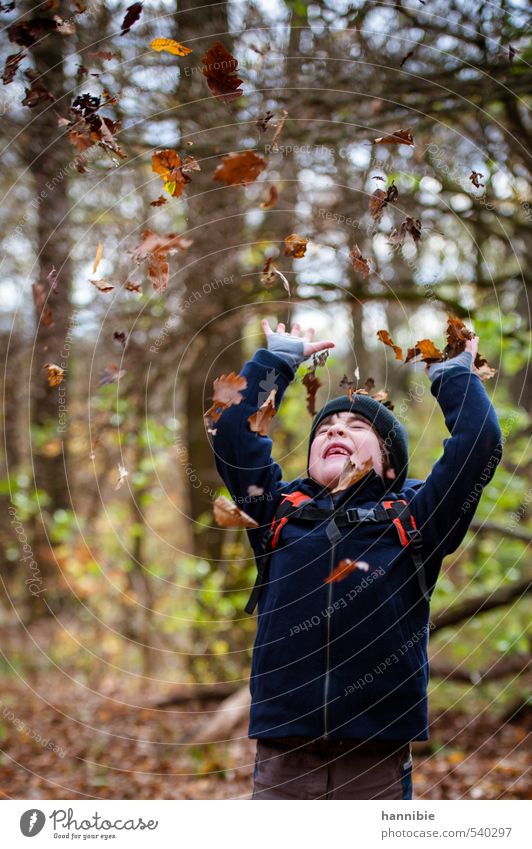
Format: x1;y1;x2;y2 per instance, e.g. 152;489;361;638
212;349;503;742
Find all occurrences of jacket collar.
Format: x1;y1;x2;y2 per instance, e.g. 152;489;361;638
299;468;389;506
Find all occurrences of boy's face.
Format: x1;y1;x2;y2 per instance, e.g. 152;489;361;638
308;411;396;490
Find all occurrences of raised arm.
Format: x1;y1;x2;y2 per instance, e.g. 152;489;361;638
406;336;503;591
211;320;334;548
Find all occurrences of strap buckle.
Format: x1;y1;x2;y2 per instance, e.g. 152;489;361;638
345;507;376;523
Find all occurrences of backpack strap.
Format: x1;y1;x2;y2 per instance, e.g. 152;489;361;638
244;491;313;615
382;499;429;601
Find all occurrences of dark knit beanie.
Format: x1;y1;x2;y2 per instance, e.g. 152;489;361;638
307;395;409;490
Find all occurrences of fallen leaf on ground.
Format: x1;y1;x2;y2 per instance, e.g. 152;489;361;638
213;495;258;529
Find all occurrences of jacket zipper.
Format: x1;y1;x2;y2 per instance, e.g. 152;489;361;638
323;538;336;740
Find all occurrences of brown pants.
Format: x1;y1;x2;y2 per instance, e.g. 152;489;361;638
252;737;413;800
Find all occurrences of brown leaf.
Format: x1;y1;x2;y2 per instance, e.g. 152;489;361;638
405;338;444;363
213;495;258;529
376;329;403;361
324;558;370;584
332;456;373;494
88;50;116;61
2;51;25;85
473;355;497;381
284;233;308;258
99;364;126;386
248;388;277;436
150;195;168;207
469;170;485;189
152;149;197;198
8;16;57;48
302;370;321;415
90;278;115;293
201;42;243;104
132;228;192;260
120;2;143;37
32;282;54;327
389;216;422;247
22;70;55;108
261;256;276;288
43;362;64;388
213;151;266;186
204;372;247;422
271;109;288;151
349;244;370;276
445;314;474;358
260;185;279;209
124;280;142;293
369;182;398;222
67;93;126;159
374;128;415;146
147;253;169;292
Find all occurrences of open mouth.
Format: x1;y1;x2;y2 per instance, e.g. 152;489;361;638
324;443;351;459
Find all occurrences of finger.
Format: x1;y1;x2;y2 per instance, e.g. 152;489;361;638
261;318;273;336
306;341;335;355
290;322;301;336
276;322;285;334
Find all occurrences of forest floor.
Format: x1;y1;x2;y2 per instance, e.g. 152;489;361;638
0;674;530;800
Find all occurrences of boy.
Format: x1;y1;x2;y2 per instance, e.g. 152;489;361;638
212;318;502;799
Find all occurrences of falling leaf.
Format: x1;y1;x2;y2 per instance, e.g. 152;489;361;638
376;329;403;361
405;338;444;363
473;355;497;381
399;49;415;68
261;256;276;288
248;388;277;436
204;372;247;423
8;15;58;48
152;150;199;197
90;278;115;293
99;364;126;386
114;331;127;348
213;151;266;186
349;244;370;277
469;170;485;189
22;70;55;108
149;38;192;56
131;228;192;292
213;495;258;529
88;50;115;61
2;51;25;85
302;370;321;415
67;92;126;159
250;42;271;56
201;42;243;104
32;282;54;328
445;314;474;358
389;216;422;247
369;181;398;222
256;110;274;133
333;456;373;494
260;185;278;209
125;280;142;293
284;233;308;258
325;559;371;584
43;363;64;388
271;109;288;151
120;2;143;37
115;463;129;490
92;241;103;274
150;195;168;207
374;128;415;146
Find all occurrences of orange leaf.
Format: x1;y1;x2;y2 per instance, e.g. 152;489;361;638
376;329;403;361
204;372;247;422
213;151;266;186
349;244;370;277
284;233;308;258
213;495;258;529
325;559;370;584
248;388;277;436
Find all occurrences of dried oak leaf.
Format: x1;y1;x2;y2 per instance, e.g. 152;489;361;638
333;456;373;494
204;372;247;423
67;93;126;159
201;42;243;104
90;278;115;293
43;362;64;388
152;149;199;198
445;314;474;358
8;15;57;48
302;370;321;416
2;51;25;85
260;185;279;209
469;170;485;189
213;151;266;186
349;244;370;277
131;228;192;292
376;330;403;361
32;282;54;328
248;388;277;436
261;256;276;288
284;233;308;258
389;216;422;247
374;128;415;146
405;339;444;364
213;495;258;529
120;2;143;37
473;354;497;381
88;50;116;61
150;195;168;207
324;558;370;584
369;181;398;222
125;280;142;293
149;38;192;56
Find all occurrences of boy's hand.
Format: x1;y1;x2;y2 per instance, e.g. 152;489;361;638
261;319;335;360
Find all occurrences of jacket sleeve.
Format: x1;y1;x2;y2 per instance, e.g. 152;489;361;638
407;364;503;589
211;347;297;551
